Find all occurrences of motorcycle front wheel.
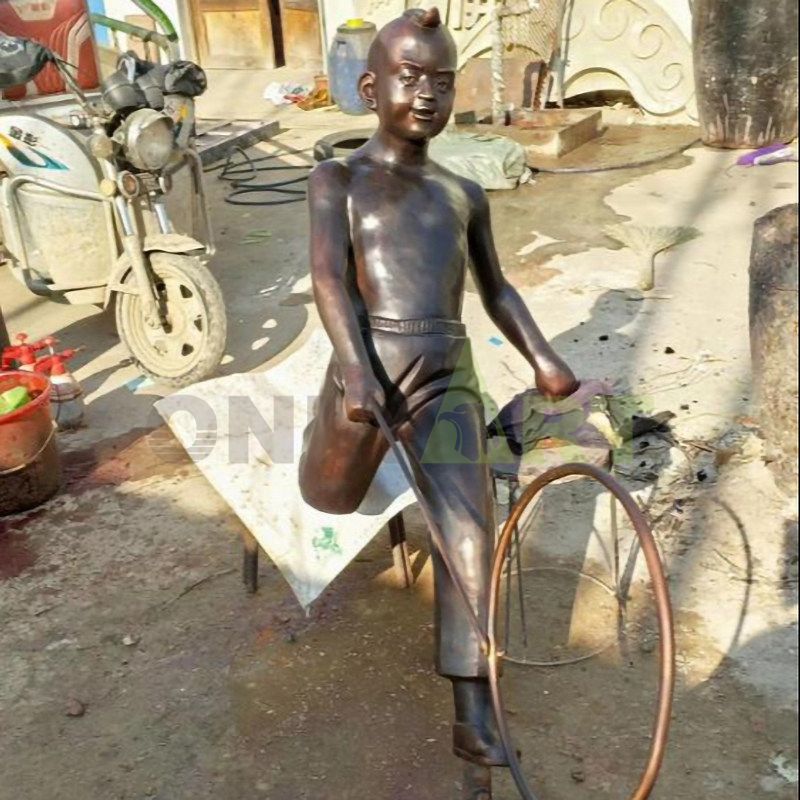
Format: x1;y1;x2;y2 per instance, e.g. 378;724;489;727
115;252;227;388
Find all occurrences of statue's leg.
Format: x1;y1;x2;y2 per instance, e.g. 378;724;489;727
399;391;509;767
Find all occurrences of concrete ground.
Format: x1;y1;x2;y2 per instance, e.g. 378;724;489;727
0;113;797;800
195;69;322;122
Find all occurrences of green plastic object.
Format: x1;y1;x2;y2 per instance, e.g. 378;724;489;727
132;0;178;39
91;14;171;48
0;385;32;416
91;0;179;60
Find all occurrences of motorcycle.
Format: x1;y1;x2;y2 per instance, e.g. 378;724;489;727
0;35;226;387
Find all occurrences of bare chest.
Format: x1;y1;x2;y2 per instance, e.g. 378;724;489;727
348;169;471;267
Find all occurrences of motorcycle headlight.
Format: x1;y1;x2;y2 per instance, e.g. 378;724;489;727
122;108;175;171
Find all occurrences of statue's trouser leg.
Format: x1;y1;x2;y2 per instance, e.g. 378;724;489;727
298;330;505;768
397;391;508;770
301;332;495;670
396;391;493;679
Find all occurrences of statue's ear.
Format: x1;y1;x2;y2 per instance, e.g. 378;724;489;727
358;71;377;110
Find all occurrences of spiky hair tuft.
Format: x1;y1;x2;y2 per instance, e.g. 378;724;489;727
403;6;442;28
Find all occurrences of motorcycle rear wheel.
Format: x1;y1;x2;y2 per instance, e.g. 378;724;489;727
116;252;227;388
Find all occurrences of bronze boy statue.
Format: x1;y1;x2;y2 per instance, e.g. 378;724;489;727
300;5;578;775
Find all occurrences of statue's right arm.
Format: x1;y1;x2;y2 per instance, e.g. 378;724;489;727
308;160;384;422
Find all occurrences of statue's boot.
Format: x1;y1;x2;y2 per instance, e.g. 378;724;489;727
451;678;514;767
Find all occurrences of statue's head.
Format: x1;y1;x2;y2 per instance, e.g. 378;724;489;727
358;7;457;143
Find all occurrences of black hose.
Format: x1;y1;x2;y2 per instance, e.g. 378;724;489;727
205;146;312;206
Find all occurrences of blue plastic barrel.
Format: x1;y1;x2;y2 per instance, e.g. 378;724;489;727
328;19;377;116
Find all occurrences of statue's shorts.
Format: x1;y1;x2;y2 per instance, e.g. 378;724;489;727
299;316;494;678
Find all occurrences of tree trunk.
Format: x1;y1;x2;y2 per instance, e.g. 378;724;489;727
693;0;799;148
749;203;798;493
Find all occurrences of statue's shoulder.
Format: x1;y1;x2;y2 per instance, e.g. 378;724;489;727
309;157;352;189
455;174;487;208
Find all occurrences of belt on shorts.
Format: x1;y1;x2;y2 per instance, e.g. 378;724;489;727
365;315;466;337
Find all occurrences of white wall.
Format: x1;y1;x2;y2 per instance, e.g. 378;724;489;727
317;0;696;121
318;1;694;52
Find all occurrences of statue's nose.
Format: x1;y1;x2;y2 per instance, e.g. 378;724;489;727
417;75;435;100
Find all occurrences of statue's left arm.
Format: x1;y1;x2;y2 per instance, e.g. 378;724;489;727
466;182;579;398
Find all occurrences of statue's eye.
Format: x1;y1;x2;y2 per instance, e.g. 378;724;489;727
436;78;451;92
400;73;418;87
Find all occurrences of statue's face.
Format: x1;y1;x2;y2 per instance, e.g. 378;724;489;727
361;24;457;143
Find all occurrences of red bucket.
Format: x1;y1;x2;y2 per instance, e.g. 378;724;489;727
0;371;62;515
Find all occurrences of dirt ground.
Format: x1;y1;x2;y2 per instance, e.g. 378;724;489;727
0;119;797;799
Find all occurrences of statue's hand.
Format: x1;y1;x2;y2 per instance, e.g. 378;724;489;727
341;365;386;424
535;357;580;401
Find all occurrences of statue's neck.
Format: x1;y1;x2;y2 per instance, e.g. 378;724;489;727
366;128;429;167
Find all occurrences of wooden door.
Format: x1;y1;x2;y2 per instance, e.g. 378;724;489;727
190;0;276;69
279;0;322;71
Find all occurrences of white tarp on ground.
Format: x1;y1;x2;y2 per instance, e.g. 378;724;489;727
429;130;532;191
155;330;414;610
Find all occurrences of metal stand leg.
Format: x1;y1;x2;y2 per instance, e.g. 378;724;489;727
504;519;513;653
388;512;413;588
513;517;528;650
611;488;621;599
463;763;492;799
243;531;259;595
503;479;529;654
608;457;629;609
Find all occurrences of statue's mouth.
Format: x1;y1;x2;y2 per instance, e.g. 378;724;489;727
411;107;436;121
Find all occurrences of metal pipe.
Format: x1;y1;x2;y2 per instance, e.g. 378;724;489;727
185;149;216;256
8;174;104;202
152;199;173;234
114;198;160;324
113;195;135;236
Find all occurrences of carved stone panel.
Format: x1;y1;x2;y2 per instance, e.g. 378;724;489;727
563;0;696;118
